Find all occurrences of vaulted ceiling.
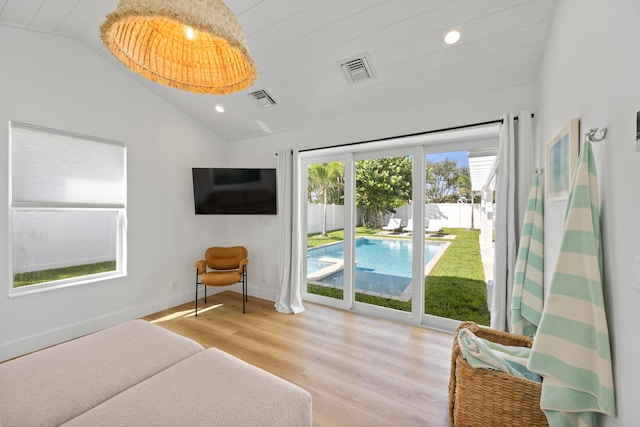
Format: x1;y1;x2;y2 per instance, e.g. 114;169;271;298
0;0;556;143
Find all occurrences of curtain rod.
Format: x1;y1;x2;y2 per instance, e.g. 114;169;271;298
298;113;534;153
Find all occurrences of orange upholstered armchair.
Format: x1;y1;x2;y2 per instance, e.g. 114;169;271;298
194;246;248;315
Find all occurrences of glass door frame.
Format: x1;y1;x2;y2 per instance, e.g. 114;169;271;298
301;153;354;312
299;126;501;332
349;146;424;325
421;139;498;332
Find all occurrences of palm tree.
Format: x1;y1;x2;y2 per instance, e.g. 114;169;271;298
308;162;343;236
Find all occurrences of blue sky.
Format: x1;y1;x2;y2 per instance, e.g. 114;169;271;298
425;150;469;167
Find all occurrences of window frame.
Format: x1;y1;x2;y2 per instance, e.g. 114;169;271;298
8;122;127;296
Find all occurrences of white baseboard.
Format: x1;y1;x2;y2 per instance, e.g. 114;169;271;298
0;290;193;362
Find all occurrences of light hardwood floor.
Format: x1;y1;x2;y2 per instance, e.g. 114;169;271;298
143;291;454;427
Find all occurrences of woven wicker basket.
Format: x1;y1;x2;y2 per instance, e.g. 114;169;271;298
448;321;549;427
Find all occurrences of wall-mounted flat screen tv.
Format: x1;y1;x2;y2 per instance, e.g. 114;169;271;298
192;168;277;215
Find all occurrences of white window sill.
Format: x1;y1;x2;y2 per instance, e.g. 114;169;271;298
8;272;126;298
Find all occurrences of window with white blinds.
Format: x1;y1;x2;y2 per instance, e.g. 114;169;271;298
9;122;127;294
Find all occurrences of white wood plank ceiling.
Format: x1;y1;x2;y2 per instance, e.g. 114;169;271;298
0;0;557;143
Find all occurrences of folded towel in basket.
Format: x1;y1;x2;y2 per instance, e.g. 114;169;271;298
458;328;541;382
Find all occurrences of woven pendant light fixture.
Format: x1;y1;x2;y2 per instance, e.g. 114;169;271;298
100;0;258;94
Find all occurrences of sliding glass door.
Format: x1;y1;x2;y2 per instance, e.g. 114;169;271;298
421;148;495;330
300;131;498;330
304;156;352;309
351;150;419;320
302;148;423;322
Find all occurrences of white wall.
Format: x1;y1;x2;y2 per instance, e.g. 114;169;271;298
537;1;640;425
0;26;233;361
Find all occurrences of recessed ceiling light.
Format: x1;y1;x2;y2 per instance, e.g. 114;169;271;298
444;29;460;45
214;105;224;113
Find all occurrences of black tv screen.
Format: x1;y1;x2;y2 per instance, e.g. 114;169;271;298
192;168;277;215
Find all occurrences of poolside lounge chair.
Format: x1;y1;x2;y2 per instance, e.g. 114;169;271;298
382;217;401;233
402;219;413;232
426;219;443;234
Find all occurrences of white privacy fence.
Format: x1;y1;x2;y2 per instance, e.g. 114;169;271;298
308;202;491;234
307;204;347;234
385;203;483;229
13;210;117;274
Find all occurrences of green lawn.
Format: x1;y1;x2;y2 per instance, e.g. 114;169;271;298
307;227;490;325
13;261;117;288
424;228;489;325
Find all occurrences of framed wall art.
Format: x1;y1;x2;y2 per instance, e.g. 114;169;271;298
546;118;580;201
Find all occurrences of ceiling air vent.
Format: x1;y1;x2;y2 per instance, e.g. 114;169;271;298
339;54;375;84
249;89;277;108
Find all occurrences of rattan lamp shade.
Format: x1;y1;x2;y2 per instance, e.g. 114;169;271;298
100;0;257;94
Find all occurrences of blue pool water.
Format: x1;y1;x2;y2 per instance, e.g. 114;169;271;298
307;238;445;297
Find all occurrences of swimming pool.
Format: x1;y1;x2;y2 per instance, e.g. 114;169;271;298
307;237;446;299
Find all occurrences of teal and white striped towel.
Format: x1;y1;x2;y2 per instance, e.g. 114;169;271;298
528;140;615;426
511;173;544;337
458;328;541;382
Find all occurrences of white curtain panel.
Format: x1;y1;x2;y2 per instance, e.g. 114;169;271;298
274;149;305;314
491;112;533;331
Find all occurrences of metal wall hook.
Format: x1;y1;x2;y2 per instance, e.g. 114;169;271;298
585;127;607;142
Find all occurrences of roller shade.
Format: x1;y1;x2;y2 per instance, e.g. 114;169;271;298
11;122;125;207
